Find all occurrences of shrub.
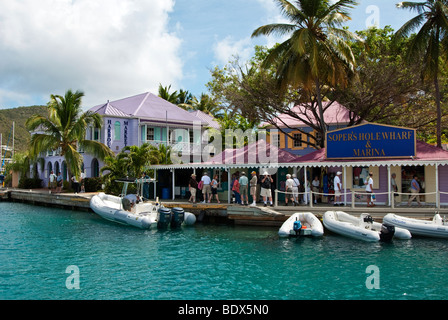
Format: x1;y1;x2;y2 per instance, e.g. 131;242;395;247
18;178;43;189
83;177;103;192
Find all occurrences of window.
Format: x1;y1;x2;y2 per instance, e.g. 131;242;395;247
93;127;100;141
147;127;155;141
293;133;302;147
272;134;280;147
114;121;121;141
287;131;305;150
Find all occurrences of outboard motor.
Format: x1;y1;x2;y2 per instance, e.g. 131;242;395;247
293;219;302;236
157;208;172;229
170;207;185;229
379;224;395;242
363;214;374;224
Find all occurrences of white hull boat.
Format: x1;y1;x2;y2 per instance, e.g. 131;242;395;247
278;212;324;237
323;211;412;242
383;213;448;239
90;192;196;229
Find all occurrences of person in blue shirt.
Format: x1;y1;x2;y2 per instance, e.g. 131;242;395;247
56;172;63;193
407;175;422;207
0;172;5;188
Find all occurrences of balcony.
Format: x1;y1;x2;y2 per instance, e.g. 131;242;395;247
141;140;203;155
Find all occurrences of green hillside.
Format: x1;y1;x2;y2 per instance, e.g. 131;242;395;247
0;105;47;154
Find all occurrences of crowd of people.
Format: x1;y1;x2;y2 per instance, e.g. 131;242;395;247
186;169;424;207
187;170;340;207
48;170;86;194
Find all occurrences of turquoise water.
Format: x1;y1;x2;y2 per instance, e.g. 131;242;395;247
0;202;447;300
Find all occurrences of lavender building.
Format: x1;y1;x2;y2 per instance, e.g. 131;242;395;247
35;91;216;186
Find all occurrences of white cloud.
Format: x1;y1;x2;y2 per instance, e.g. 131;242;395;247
0;0;183;108
212;36;254;66
211;0;292;67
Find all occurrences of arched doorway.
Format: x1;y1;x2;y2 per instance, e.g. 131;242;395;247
91;158;99;178
55;162;60;176
62;161;68;181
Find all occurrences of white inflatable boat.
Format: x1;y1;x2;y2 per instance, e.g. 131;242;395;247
383;213;448;239
323;211;412;242
278;212;324;237
90;192;196;229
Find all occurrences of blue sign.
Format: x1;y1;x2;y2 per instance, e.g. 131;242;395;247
326;123;416;159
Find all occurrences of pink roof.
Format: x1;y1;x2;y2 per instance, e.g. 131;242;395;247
202;139;301;165
263;101;356;128
299;140;448;163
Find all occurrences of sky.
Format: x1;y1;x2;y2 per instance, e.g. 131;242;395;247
0;0;417;110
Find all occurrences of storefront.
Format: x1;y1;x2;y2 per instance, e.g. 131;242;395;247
149;123;448;207
299;123;448;207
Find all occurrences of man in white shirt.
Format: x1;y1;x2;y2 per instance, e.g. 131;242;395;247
201;172;211;203
334;171;342;206
239;172;249;205
292;174;300;205
365;172;375;207
49;170;57;192
285;174;294;206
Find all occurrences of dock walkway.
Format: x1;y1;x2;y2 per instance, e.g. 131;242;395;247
1;188;446;227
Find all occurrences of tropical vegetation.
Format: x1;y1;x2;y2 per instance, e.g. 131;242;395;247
206;0;448;148
251;0;361;138
394;0;448;147
25;89;114;179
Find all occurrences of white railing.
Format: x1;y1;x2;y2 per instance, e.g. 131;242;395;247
273;189;448;209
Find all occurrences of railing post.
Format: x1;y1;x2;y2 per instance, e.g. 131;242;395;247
391;191;395;209
274;189;278;207
310;191;313;208
351;191;355;209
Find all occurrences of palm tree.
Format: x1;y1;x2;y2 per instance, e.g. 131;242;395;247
251;0;360;136
122;143;162;177
26;89;113;179
395;1;448;148
176;89;195;110
100;152;132;195
158;84;179;104
190;93;223;118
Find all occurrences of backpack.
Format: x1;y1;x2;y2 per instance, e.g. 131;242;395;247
198;180;203;190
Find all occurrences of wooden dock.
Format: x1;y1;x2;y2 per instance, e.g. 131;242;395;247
1;189;446;227
1;189;92;211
